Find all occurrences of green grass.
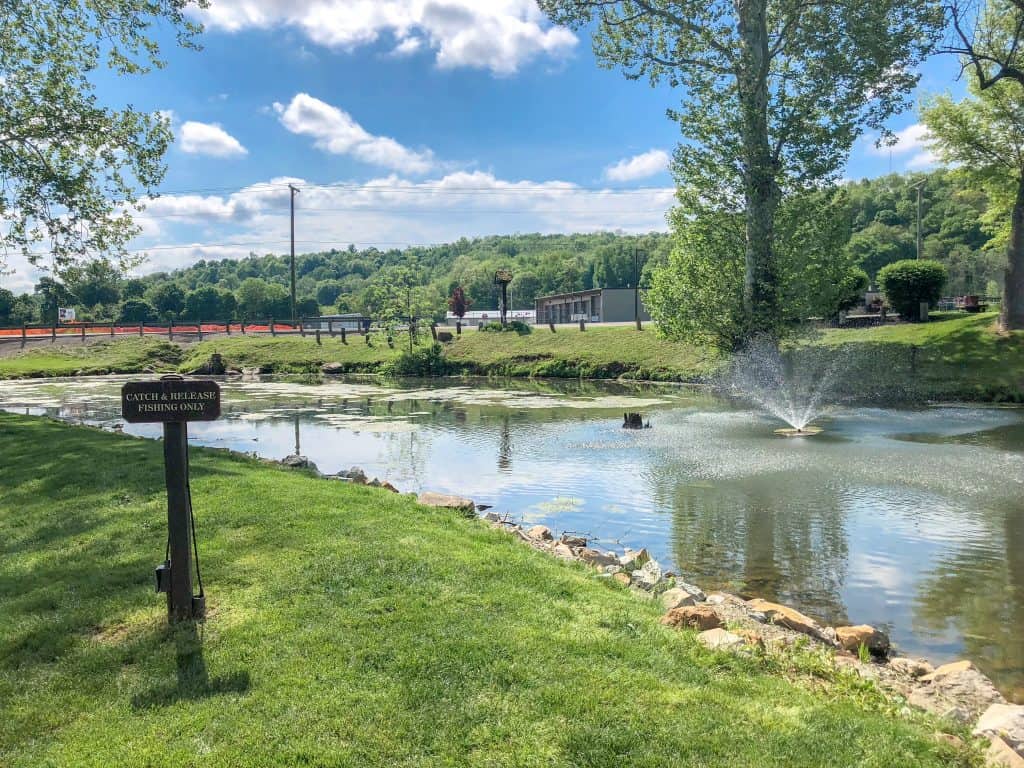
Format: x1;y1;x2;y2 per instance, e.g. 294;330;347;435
0;338;183;379
0;414;979;767
179;333;403;374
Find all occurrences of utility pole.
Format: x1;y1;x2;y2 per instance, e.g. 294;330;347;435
633;247;644;330
289;184;300;324
911;179;925;260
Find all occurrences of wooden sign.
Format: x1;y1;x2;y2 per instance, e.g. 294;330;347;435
122;379;221;423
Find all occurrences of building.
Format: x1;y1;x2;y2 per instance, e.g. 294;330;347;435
534;288;651;325
444;309;536;326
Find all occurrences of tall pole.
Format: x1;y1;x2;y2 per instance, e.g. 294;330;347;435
912;180;924;261
289;184;300;324
633;247;643;330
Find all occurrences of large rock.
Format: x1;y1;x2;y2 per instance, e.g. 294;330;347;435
560;533;588;548
321;362;346;374
619;548;650;571
630;559;663;591
660;605;722;631
909;660;1005;722
698;628;745;651
335;467;368;484
552;543;576;560
526;524;554;541
280;454;318;472
889;657;934;678
746;598;825;640
974;704;1024;754
835;624;890;656
576;548;619;568
416;491;476;515
661;585;703;610
987;737;1024;768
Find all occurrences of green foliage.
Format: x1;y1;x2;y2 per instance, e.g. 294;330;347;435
877;259;948;319
117;298;155;323
838;269;871;313
66;259;122;307
183;285;225;320
383;342;453;377
479;320;532;335
0;289;14;325
0;0;204;276
146;282;185;320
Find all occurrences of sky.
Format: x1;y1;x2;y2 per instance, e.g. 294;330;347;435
2;0;969;294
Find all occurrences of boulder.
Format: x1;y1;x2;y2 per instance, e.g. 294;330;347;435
697;627;745;651
673;580;706;603
746;598;825;640
526;525;554;541
280;454;318;472
835;624;890;656
552;543;576;560
660;605;722;631
987;737;1024;768
889;657;934;678
560;533;588;548
619;548;650;571
576;548;619;568
321;362;346;374
612;572;632;586
436;331;454;343
909;660;1005;722
416;491;476;515
335;467;368;484
974;704;1024;754
661;586;702;611
483;512;502;523
630;559;663;591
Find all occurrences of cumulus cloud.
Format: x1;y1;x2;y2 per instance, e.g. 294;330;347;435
604;149;670;182
178;121;248;157
866;123;944;171
274;93;434;174
195;0;577;75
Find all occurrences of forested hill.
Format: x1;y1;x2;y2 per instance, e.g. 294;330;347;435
0;168;1008;326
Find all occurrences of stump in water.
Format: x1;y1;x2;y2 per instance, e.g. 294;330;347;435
623;412;647;429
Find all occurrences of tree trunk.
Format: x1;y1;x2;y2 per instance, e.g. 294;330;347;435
737;0;781;343
1001;173;1024;331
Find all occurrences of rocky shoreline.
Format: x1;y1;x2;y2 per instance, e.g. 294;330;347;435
277;456;1024;765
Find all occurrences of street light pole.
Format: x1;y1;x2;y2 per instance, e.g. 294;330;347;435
289;184;300;324
911;179;925;260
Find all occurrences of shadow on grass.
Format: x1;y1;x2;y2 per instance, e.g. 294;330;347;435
131;621;250;710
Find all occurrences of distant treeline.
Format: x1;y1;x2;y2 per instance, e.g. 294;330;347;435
0;169;1006;326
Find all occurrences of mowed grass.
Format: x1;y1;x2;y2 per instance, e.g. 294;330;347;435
0;415;977;767
0;338;183;379
179;333;403;373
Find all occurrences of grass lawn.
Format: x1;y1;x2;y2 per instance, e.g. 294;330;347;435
0;414;978;767
179;334;403;374
0;338;184;379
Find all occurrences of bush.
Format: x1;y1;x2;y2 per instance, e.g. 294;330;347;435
479;320;532;335
118;299;156;323
877;259;948;320
384;343;453;377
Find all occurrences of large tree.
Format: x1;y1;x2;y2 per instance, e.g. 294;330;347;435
540;0;943;341
0;1;204;277
940;0;1024;329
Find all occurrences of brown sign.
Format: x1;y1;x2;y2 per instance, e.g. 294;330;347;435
122;379;221;423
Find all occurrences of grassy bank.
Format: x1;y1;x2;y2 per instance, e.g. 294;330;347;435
1;314;1021;401
0;415;977;767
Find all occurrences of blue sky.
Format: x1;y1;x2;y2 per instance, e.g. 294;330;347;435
3;1;969;292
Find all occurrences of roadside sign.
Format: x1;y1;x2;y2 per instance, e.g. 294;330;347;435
122;379;220;423
121;375;220;622
58;307;75;323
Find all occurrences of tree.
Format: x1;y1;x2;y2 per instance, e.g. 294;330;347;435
540;0;942;341
296;297;320;318
0;288;14;325
147;282;185;320
0;1;204;277
315;280;345;306
118;298;155;323
927;0;1024;328
67;259;122;307
34;277;76;324
878;259;948;320
448;286;472;319
122;278;148;299
183;286;223;320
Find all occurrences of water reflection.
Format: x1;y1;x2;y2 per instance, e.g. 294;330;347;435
1;374;1022;700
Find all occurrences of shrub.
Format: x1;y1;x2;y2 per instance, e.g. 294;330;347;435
877;259;947;320
118;299;156;323
479;320;532;335
384;343;453;377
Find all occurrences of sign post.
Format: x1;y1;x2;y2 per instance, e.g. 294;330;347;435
121;375;221;622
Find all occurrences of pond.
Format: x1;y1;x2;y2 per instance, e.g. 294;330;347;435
2;374;1023;701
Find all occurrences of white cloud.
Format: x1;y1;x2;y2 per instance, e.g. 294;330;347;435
604;149;670;182
906;149;940;169
178;121;248;157
274;93;434;174
867;123;929;156
195;0;577;75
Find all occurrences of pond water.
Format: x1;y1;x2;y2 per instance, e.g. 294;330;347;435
2;374;1023;701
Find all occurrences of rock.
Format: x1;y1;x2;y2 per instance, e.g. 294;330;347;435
661;586;700;610
416;491;476;515
552;543;576;560
280;454;318;472
932;732;964;749
483;512;502;523
974;704;1024;754
988;737;1024;768
746;598;825;640
909;660;1005;722
225;368;242;376
673;580;706;602
436;331;454;343
630;559;663;591
612;572;632;586
526;525;554;541
619;548;650;571
321;362;346;374
336;467;368;484
560;533;588;548
660;605;722;631
835;624;890;656
889;657;934;678
241;366;261;376
576;548;619;568
476;503;493;512
603;564;623;575
379;481;399;493
697;628;745;651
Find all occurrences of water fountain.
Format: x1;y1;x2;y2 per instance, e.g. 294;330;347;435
723;336;842;436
